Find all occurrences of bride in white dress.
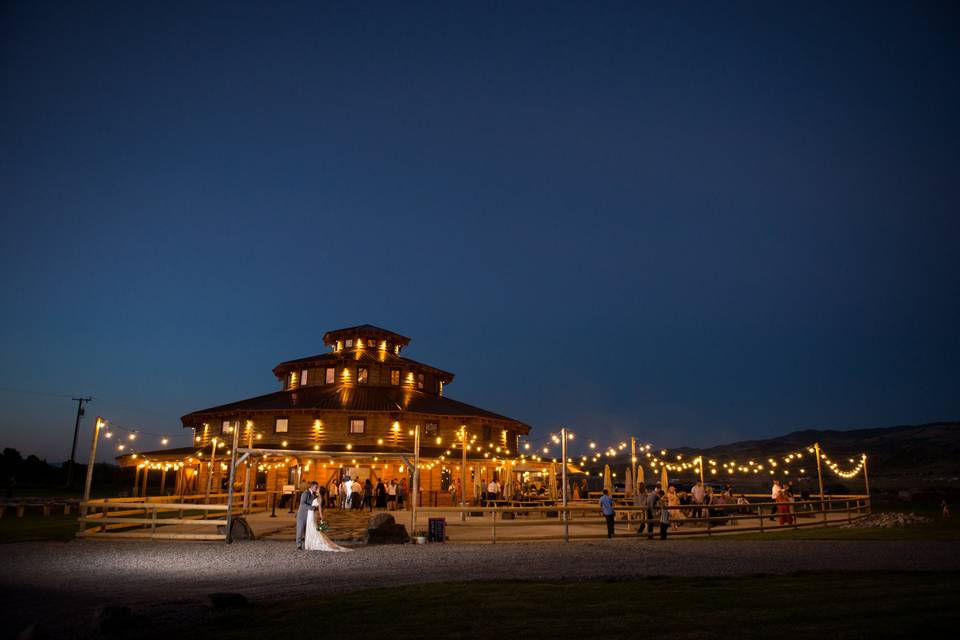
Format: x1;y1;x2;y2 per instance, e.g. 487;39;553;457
305;496;352;552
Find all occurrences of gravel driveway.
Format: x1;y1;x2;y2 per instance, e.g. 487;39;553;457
2;538;958;636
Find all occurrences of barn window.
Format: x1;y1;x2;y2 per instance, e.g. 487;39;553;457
349;418;365;434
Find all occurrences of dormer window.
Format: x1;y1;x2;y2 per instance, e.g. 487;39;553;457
358;367;369;384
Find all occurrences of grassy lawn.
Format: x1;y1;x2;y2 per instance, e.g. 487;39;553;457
0;512;77;543
162;572;959;639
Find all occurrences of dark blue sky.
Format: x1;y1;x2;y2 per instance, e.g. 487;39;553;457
2;1;958;462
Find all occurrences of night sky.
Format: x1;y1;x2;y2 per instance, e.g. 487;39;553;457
2;1;958;463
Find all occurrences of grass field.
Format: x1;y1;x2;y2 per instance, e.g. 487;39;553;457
159;572;959;639
0;512;77;543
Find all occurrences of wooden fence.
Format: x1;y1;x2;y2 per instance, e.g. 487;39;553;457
76;490;276;541
416;495;871;543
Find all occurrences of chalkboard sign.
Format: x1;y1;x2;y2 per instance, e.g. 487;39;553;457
428;517;446;543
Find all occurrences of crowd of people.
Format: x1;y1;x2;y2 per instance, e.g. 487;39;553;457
598;479;807;539
318;475;410;512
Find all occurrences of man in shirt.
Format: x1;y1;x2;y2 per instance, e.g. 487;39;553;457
770;480;782;521
487;479;500;503
691;481;706;520
599;489;616;538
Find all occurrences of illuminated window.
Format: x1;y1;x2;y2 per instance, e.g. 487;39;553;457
345;339;353;348
391;369;400;385
358;367;369;384
275;418;288;433
417;373;424;390
325;367;335;384
349;417;365;434
221;420;236;435
425;422;438;435
300;369;309;385
367;339;376;347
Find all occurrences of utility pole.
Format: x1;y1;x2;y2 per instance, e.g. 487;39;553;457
561;427;568;543
460;425;467;522
67;397;92;488
411;423;421;536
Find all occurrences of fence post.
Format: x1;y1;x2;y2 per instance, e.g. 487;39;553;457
151;505;158;538
491;510;496;544
847;500;852;524
758;505;764;533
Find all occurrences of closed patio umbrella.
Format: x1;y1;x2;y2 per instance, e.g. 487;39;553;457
624;467;634;500
603;464;613;493
661;466;669;490
548;463;557;499
474;463;483;500
636;464;645;494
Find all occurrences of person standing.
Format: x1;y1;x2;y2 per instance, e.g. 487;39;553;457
645;485;660;540
600;489;616;538
487;477;500;503
770;480;782;521
340;476;351;509
387;479;397;510
295;481;318;550
375;477;387;509
691;481;705;521
351;477;363;510
362;478;373;512
658;489;670;539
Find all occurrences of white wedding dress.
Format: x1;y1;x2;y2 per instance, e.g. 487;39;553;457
305;498;352;552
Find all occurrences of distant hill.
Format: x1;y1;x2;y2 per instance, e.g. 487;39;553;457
586;422;960;490
678;421;960;477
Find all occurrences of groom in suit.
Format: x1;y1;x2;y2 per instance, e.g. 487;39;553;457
296;481;318;550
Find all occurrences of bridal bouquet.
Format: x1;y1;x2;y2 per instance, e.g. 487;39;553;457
315;520;329;532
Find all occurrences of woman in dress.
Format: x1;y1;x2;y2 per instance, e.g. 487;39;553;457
666;485;685;528
776;490;793;526
375;478;387;509
387;479;397;510
362;478;373;512
304;495;352;552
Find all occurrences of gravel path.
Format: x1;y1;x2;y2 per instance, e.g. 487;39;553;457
2;538;958;636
